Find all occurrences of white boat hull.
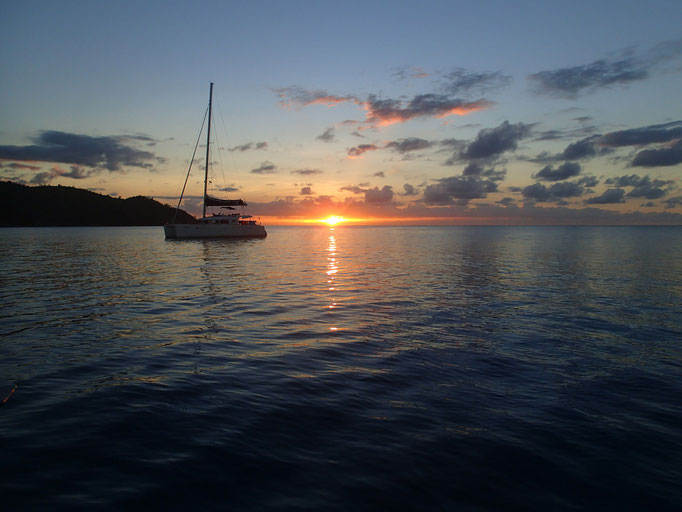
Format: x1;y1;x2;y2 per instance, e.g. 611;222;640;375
164;223;267;239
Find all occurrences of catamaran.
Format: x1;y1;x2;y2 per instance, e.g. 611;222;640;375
164;83;267;239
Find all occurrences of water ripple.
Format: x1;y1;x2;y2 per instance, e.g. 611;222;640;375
1;226;681;510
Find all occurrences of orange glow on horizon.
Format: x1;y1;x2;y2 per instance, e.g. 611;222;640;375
258;216;500;226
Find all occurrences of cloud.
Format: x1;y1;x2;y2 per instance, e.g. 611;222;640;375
440;68;512;96
220;185;240;192
365;185;394;204
424;176;498;205
529;57;648;98
385;137;432;153
348;144;379;157
560;136;601;160
600;120;682;147
584;188;626;204
459;121;533;161
533;162;581;181
275;80;493;130
251;161;277;174
274;86;355;108
29;165;97;184
631;139;682;167
528;39;682;98
1;162;42;170
373;171;385;178
362;93;491;127
604;174;673;200
497;197;516;206
547;181;584;198
228;141;268;152
392;65;430;80
340;185;367;195
664;196;682;209
316;127;336;143
577;176;599;187
0;131;163;171
522;181;585;203
625;178;670;199
300;186;313;195
402;183;418;196
461;162;506;182
292;168;323;176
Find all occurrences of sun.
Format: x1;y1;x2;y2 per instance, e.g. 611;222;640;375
323;215;345;226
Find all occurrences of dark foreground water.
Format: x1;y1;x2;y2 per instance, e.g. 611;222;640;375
1;226;681;510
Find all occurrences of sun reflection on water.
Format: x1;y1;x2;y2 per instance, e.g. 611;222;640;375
327;228;339;330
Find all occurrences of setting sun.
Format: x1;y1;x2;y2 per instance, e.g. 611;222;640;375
323;216;345;225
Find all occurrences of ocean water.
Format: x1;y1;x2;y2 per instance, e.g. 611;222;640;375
1;225;681;511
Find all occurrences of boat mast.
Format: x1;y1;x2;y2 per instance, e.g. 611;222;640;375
202;82;214;219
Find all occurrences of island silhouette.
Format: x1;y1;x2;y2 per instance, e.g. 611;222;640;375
0;181;196;226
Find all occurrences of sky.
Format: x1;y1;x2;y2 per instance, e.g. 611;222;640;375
1;0;682;225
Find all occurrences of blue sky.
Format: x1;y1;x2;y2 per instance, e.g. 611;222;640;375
1;0;681;223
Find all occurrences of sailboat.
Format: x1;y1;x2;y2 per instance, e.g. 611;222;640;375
164;83;267;239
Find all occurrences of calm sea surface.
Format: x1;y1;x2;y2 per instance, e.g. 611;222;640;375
1;226;681;510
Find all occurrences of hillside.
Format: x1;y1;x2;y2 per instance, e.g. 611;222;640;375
0;181;196;226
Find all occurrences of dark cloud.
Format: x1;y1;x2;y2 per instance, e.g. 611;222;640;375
604;174;644;187
2;162;42;170
228;141;268;152
251;161;277;174
459;121;533;161
300;186;313;195
292;169;323;176
316;127;336;143
385;137;432;153
348;144;379;157
625;176;670;199
340;185;366;195
604;175;673;199
529;40;682;98
440;68;512;96
461;162;506;182
29;165;96;184
577;176;599;187
631;140;682;167
0;131;162;171
534;130;564;141
522;182;584;203
402;183;418;196
424;176;498;205
548;181;584;198
584;188;626;204
664;196;682;209
600;120;682;147
219;186;240;192
561;136;601;160
529;134;611;163
529;57;648;98
534;162;581;181
373;171;385;178
522;183;551;202
497;197;516;206
365;185;394;204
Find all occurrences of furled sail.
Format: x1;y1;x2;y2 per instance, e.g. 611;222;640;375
205;196;246;207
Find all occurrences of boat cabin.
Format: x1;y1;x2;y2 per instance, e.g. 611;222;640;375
199;213;258;225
